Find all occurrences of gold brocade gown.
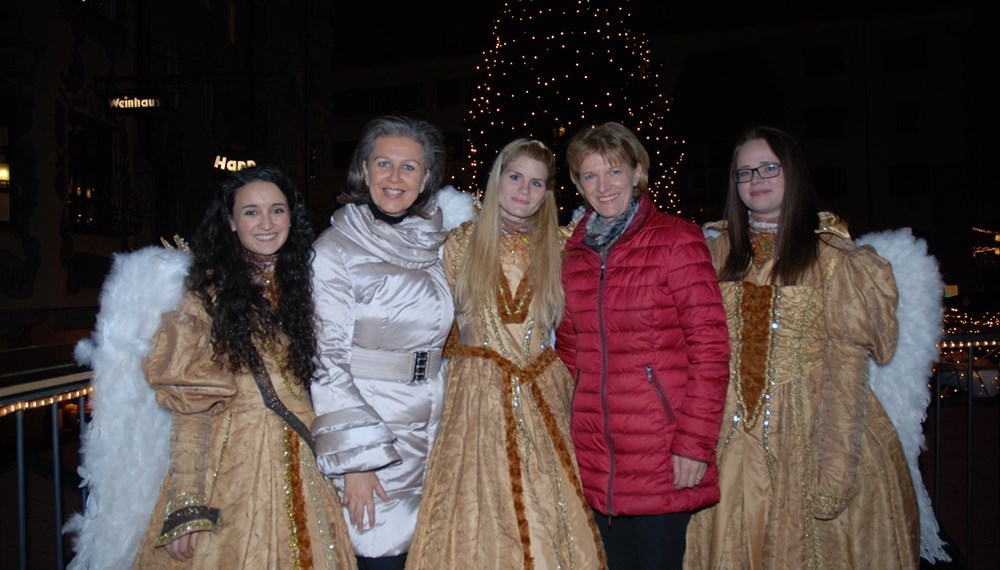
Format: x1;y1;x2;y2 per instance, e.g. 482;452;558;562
685;220;919;569
131;294;356;569
407;225;605;570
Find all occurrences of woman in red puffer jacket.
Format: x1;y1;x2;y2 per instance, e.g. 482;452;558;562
556;122;730;570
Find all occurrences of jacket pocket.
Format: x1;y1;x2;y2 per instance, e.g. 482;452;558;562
645;365;676;423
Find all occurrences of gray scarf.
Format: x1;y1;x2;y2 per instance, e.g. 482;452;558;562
583;197;640;252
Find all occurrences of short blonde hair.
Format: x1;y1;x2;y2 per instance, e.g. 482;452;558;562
565;122;650;195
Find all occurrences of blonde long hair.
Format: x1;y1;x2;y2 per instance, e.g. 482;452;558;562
454;139;564;333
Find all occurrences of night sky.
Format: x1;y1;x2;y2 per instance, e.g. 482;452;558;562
329;0;996;303
330;0;979;64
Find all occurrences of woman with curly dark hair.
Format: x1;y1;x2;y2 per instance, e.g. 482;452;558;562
128;166;356;568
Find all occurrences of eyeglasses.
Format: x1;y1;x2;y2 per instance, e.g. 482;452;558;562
732;163;781;183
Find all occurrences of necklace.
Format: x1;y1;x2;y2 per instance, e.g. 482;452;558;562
246;251;280;307
500;231;531;257
262;337;304;401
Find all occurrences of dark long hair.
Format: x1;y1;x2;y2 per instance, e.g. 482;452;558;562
339;115;448;218
718;126;819;285
187;166;318;386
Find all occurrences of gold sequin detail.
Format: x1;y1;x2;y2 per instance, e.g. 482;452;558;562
264;337;305;401
211;411;235;483
283;425;304;570
735;282;775;430
500;230;531;256
157;493;221;545
166;492;209;512
497;266;533;324
301;443;338;570
155;509;220;545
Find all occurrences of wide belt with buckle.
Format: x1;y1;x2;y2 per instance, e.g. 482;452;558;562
349;347;443;383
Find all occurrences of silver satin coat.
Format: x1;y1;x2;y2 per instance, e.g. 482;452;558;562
310;202;453;557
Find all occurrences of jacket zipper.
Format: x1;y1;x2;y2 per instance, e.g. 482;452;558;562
598;256;615;521
645;365;676;423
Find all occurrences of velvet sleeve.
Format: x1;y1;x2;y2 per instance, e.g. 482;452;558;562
143;297;236;543
813;244;899;519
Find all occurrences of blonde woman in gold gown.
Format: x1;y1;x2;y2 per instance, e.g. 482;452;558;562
407;140;605;569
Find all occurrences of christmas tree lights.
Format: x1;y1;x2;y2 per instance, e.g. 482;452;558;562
459;0;684;218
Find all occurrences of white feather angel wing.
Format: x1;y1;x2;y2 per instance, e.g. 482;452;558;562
858;228;950;563
65;246;191;569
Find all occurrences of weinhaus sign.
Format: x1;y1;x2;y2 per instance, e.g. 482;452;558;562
107;96;164;113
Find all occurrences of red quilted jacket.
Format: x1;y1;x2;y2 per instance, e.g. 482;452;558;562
556;194;730;516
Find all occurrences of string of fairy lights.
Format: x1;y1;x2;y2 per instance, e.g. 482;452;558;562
0;386;92;418
943;307;1000;336
971;226;1000;256
934;307;1000;398
3;312;997;415
456;0;684;215
935;228;1000;395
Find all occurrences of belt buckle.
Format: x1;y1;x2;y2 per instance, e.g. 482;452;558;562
411;351;429;383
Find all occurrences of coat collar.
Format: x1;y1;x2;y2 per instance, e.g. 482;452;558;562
567;193;653;252
705;211;851;240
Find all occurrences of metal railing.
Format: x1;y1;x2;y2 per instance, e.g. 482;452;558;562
1;334;997;568
1;366;92;570
931;333;1000;569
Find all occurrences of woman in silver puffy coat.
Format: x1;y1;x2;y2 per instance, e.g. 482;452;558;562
310;115;454;570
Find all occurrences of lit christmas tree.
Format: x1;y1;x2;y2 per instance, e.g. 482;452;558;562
460;0;684;218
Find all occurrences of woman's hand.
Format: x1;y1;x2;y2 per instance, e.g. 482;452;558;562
163;530;205;561
673;455;708;490
343;470;389;530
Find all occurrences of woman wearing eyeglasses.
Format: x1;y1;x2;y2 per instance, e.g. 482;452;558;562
684;126;919;569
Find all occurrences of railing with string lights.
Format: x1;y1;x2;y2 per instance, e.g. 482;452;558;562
930;331;999;566
0;328;997;567
1;366;92;570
